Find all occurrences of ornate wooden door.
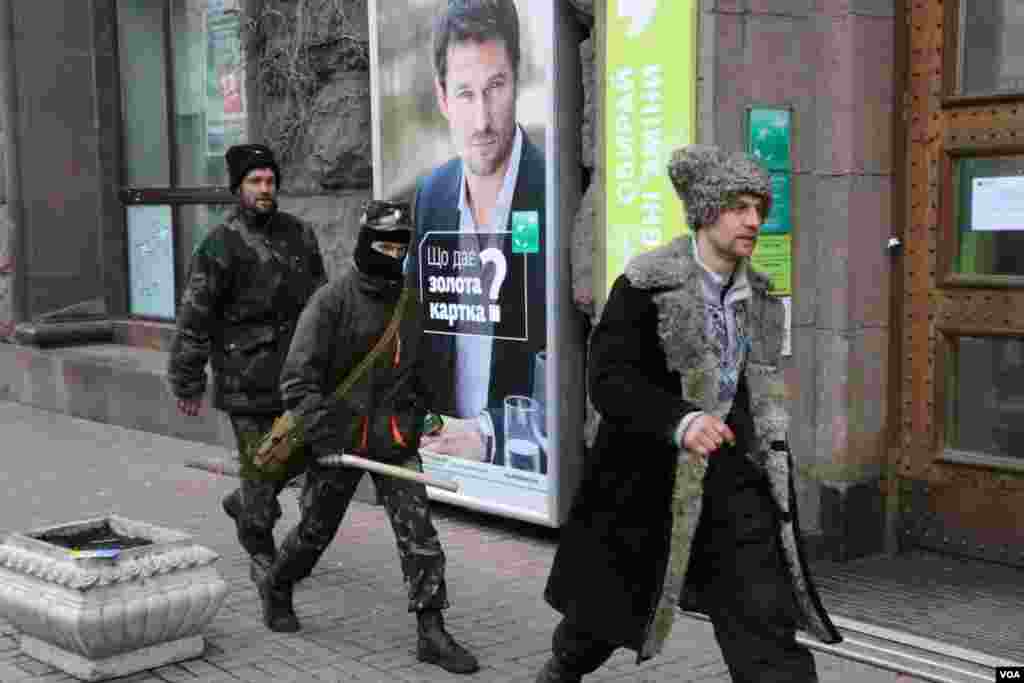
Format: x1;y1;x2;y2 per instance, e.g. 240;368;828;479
899;0;1024;567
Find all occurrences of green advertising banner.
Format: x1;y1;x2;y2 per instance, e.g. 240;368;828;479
605;0;698;295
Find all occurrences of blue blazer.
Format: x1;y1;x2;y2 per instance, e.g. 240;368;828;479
410;130;547;471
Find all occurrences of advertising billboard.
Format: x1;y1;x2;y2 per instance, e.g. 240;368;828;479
604;0;697;295
370;0;581;526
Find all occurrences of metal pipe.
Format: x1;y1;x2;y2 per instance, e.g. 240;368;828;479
802;636;988;683
829;614;1019;670
680;610;1001;682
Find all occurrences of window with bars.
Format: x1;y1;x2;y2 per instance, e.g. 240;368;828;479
117;0;248;319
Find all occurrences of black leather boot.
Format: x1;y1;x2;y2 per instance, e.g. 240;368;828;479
250;553;274;586
223;489;276;584
257;572;300;633
416;609;479;674
222;488;242;519
535;655;582;683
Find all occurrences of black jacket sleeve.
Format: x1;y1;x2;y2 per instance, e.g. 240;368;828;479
280;283;338;447
167;231;230;400
588;274;699;444
304;222;328;289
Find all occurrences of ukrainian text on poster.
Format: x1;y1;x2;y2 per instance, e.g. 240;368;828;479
418;231;529;341
604;0;698;295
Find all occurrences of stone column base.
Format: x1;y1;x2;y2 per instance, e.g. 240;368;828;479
21;634;205;682
820;478;886;562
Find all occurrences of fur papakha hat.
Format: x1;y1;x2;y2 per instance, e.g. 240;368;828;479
667;144;772;230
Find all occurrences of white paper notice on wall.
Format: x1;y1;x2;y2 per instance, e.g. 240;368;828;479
971;176;1024;231
781;296;792;357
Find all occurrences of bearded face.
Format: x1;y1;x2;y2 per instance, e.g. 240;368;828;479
238;167;278;215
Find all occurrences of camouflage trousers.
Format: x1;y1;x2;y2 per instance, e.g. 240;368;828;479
272;452;449;613
229;414;301;560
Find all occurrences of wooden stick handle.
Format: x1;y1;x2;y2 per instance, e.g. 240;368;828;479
184;454;460;493
182;457;303;488
319;453;460;493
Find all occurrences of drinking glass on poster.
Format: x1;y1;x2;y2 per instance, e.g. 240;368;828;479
504;396;545;473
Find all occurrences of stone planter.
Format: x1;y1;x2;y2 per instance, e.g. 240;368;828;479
0;515;228;681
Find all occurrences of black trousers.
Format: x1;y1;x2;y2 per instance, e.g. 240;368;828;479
703;518;818;682
552;482;817;682
700;445;818;683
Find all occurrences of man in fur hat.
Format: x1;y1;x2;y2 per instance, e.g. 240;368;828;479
536;145;841;682
168;143;326;589
260;201;479;674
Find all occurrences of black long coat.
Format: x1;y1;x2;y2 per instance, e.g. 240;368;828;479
544;243;840;660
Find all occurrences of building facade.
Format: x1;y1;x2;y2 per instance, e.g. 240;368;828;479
0;0;1019;566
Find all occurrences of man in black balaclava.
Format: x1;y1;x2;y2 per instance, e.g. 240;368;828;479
168;144;326;591
267;201;479;675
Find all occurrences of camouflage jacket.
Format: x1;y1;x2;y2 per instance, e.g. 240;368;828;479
167;210;326;414
280;271;437;462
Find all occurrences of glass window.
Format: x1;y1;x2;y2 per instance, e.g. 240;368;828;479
172;0;247;187
127;206;176;318
954;156;1024;277
117;0;247;319
117;0;170;186
959;0;1024;96
947;336;1024;460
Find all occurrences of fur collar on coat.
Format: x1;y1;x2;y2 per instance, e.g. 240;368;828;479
622;236;837;659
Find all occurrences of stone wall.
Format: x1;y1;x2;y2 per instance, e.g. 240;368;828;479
706;0;896;553
239;0;373;277
0;0;13;340
0;204;13;339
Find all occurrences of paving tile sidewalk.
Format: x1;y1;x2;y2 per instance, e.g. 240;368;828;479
0;402;917;682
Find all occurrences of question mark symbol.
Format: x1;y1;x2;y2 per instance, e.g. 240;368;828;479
479;248;507;301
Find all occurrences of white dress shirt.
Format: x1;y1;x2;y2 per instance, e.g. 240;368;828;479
453;125;525;418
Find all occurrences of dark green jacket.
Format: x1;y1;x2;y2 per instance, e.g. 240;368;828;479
167;210;326;414
280;271;436;461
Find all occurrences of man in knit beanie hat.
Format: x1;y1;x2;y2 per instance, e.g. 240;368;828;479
168;143;326;594
536;145;840;682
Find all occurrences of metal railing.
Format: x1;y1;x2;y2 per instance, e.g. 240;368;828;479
681;611;1019;682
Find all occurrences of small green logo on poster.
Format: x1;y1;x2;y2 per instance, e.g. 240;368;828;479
511;211;539;254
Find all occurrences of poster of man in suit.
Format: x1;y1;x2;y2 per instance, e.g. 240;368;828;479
370;0;554;520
